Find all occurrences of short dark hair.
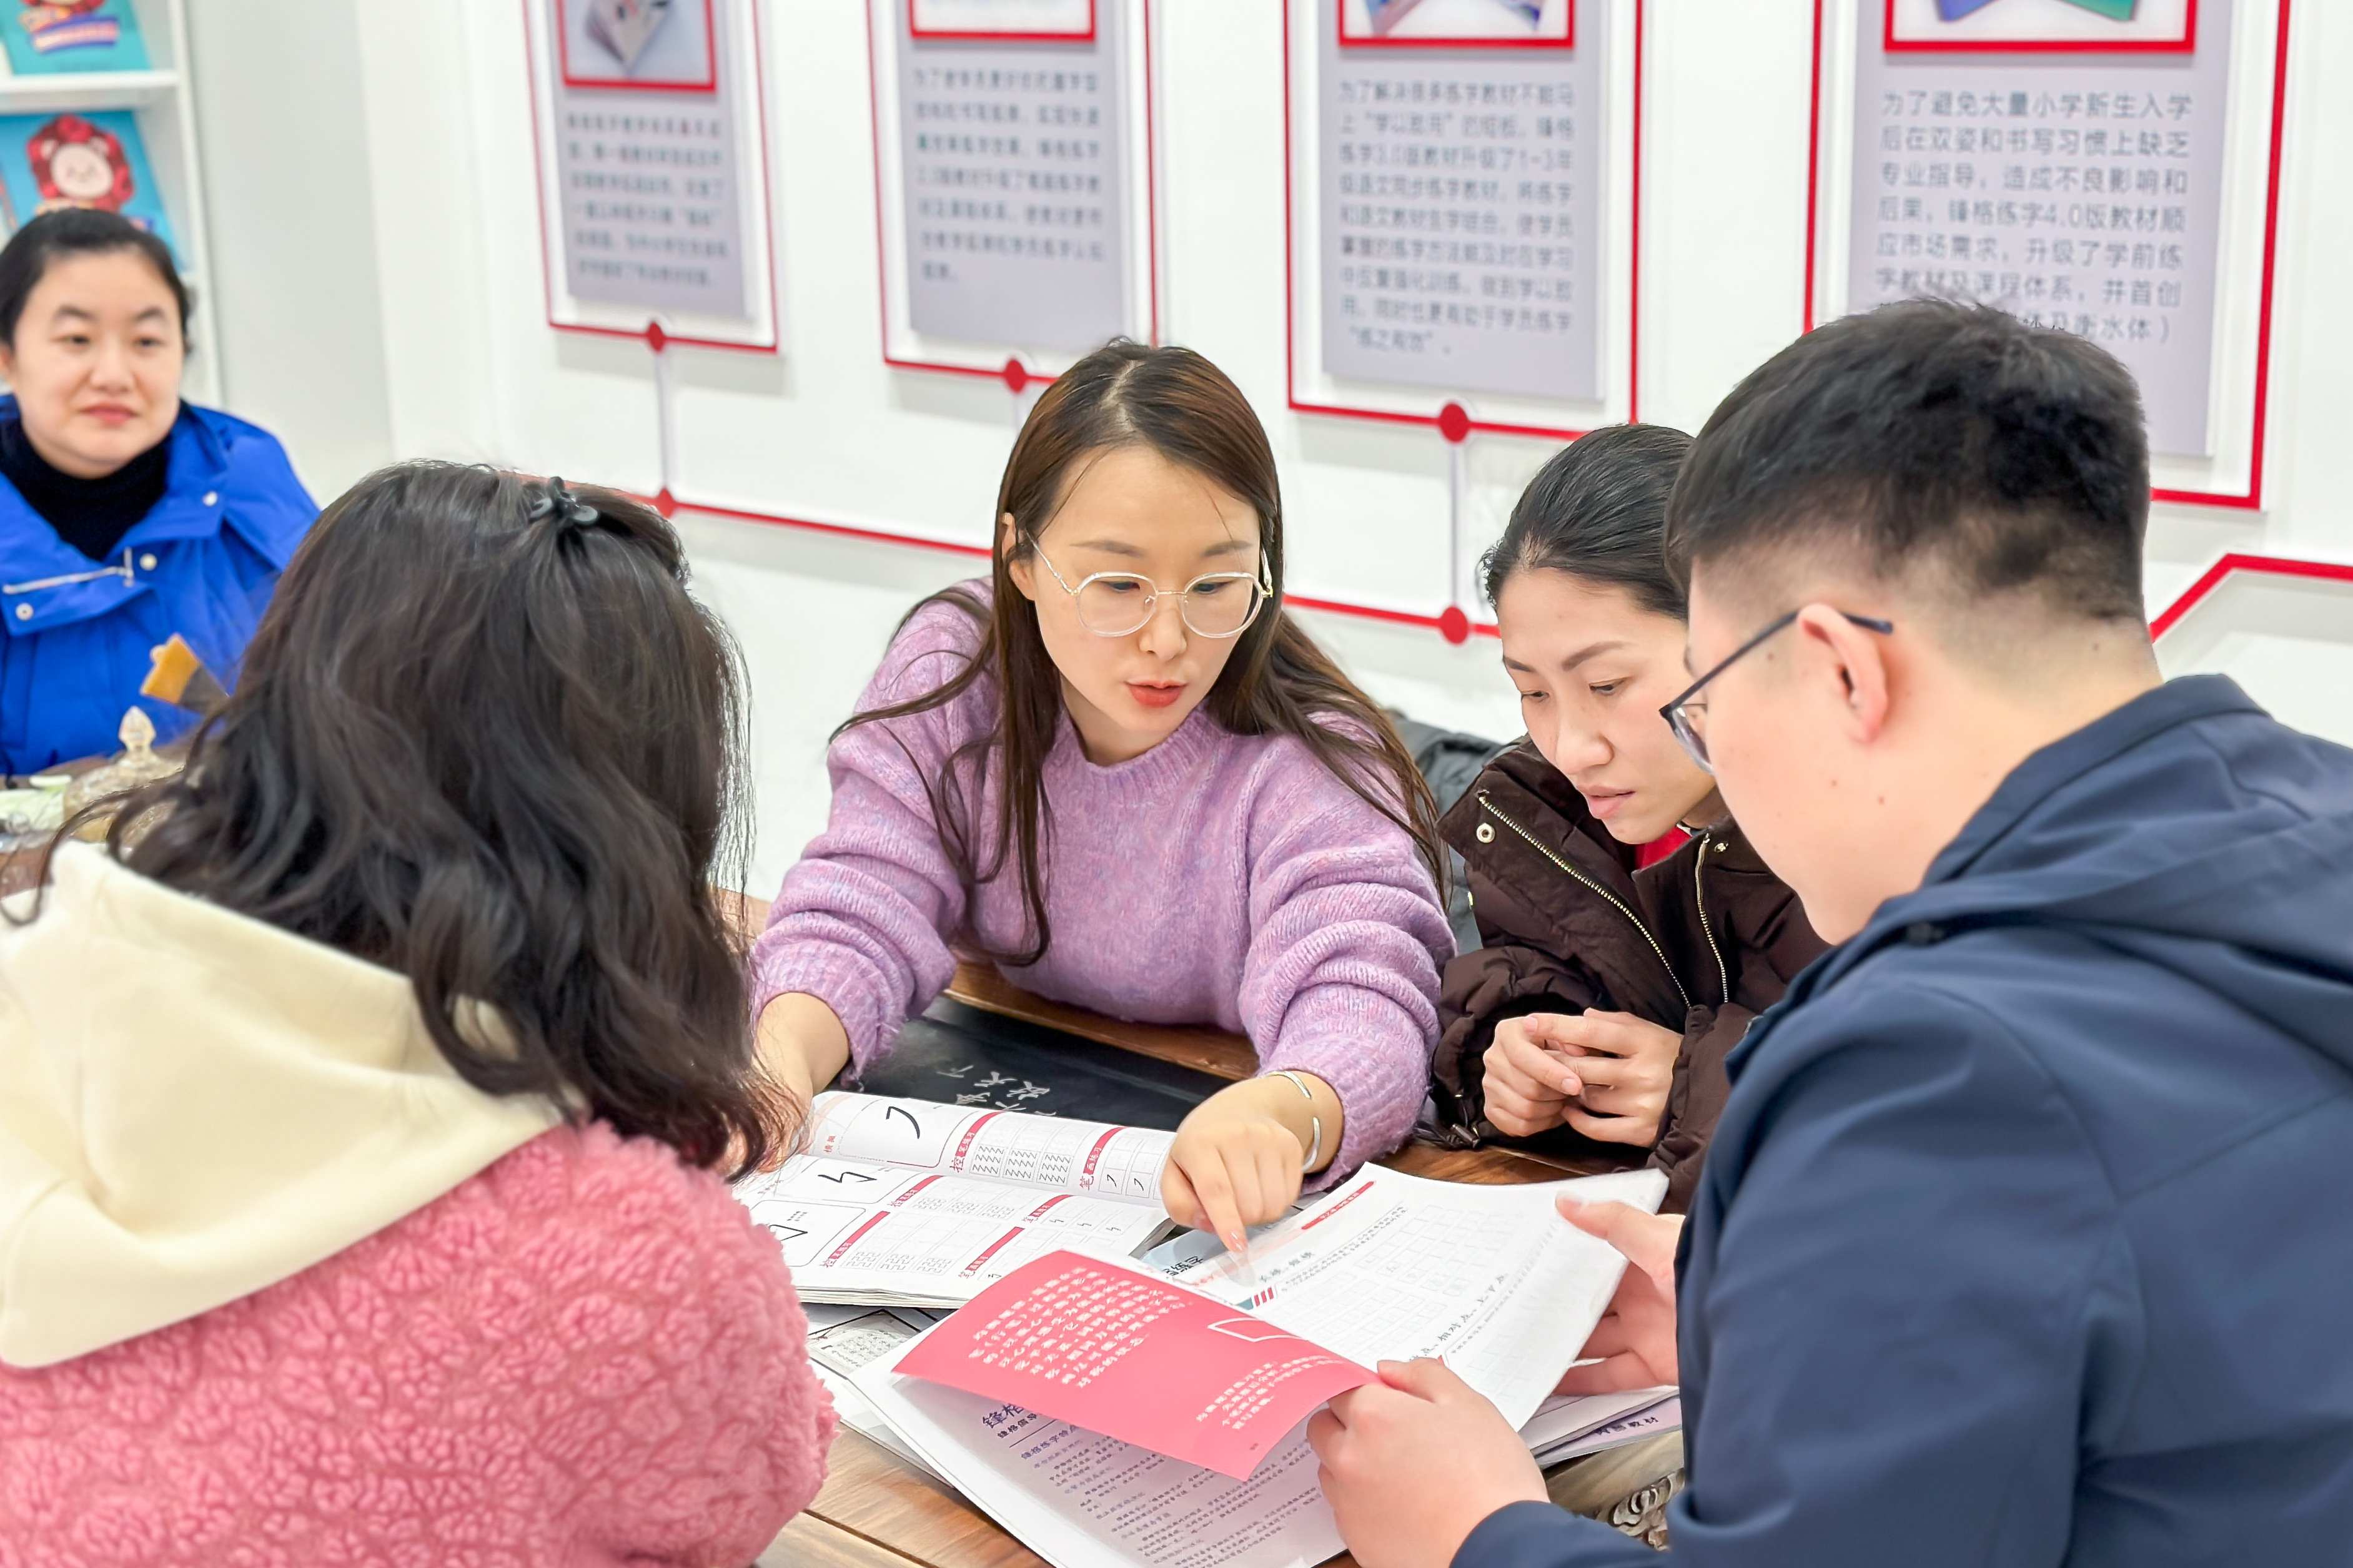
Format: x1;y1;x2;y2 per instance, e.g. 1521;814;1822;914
1667;300;2151;622
32;463;793;1177
1481;423;1694;617
0;207;190;348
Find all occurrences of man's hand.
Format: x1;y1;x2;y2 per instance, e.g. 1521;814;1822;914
1555;1198;1683;1396
1308;1358;1548;1568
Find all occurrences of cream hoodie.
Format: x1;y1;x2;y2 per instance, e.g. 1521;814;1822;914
0;843;562;1369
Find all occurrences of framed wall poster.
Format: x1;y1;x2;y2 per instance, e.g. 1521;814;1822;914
867;0;1160;385
1284;0;1645;442
521;0;781;352
1808;0;2291;507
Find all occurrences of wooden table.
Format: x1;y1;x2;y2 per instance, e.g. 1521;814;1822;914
767;960;1617;1568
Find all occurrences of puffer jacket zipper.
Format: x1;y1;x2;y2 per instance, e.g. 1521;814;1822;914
1693;829;1730;1007
1474;790;1690;1012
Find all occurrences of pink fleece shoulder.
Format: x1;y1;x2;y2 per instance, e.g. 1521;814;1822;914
0;1123;836;1568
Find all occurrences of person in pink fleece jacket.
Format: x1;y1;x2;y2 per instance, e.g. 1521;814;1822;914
0;465;833;1567
753;342;1456;1255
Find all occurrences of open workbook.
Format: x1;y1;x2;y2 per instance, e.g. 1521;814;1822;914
855;1162;1670;1568
731;1092;1178;1306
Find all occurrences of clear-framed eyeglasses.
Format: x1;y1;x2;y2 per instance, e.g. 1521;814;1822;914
1027;542;1272;639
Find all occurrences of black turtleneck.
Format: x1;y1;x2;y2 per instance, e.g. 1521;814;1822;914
0;415;171;565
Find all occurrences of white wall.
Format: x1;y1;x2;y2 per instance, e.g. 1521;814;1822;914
185;0;395;501
290;0;2351;892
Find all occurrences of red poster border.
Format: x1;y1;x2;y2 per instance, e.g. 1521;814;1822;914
1884;0;2197;56
866;0;1161;392
909;0;1097;44
1806;0;2291;510
523;0;781;354
2147;553;2353;637
1340;0;1575;51
1282;0;1645;445
665;491;2348;651
557;0;721;92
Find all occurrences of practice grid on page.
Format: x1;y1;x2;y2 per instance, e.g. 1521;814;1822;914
1168;1166;1667;1416
859;1166;1670;1568
808;1092;1175;1199
744;1184;1146;1278
876;1381;1340;1568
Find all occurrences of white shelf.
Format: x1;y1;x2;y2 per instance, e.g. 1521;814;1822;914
0;68;180;112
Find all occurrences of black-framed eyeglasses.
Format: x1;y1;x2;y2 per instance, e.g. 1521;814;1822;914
1659;609;1895;774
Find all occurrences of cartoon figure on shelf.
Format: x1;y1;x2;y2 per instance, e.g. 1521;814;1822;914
14;1;120;56
26;114;136;220
0;109;175;252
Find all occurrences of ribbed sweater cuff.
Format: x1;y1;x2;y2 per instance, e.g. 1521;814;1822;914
1263;989;1427;1191
751;945;893;1073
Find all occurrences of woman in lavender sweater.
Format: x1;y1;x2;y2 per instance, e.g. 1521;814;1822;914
753;342;1455;1251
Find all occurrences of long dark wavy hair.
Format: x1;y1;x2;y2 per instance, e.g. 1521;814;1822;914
843;340;1446;966
19;462;792;1176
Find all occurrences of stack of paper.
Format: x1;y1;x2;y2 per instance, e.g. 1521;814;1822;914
803;1305;953;1481
852;1164;1672;1568
1521;1389;1681;1465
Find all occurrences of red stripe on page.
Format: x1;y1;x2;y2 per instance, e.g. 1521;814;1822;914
1077;1128;1122;1187
949;1112;1003;1172
961;1228;1028;1277
825;1213;889;1268
1028;1194;1072;1220
1300;1178;1377;1231
894;1175;944;1205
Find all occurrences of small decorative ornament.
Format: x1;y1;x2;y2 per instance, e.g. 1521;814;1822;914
62;706;178;846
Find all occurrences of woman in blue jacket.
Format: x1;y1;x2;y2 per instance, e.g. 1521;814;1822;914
0;209;315;775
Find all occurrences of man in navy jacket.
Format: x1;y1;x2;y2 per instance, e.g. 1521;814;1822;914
1309;300;2353;1568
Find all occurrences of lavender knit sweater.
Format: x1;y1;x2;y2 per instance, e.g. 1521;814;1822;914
750;584;1454;1180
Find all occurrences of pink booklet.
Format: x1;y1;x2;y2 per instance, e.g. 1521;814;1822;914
894;1250;1376;1479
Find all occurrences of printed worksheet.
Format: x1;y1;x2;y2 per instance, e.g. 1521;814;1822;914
858;1165;1668;1568
738;1093;1178;1306
805;1091;1176;1199
1161;1164;1669;1429
805;1307;949;1479
898;1252;1375;1479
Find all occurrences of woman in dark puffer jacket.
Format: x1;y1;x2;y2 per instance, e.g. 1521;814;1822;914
1434;425;1828;1213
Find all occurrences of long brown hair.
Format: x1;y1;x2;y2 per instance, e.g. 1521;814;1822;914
844;340;1445;965
18;463;794;1177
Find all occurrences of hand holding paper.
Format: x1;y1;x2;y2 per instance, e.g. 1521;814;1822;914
1309;1358;1550;1568
1553;1198;1682;1396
